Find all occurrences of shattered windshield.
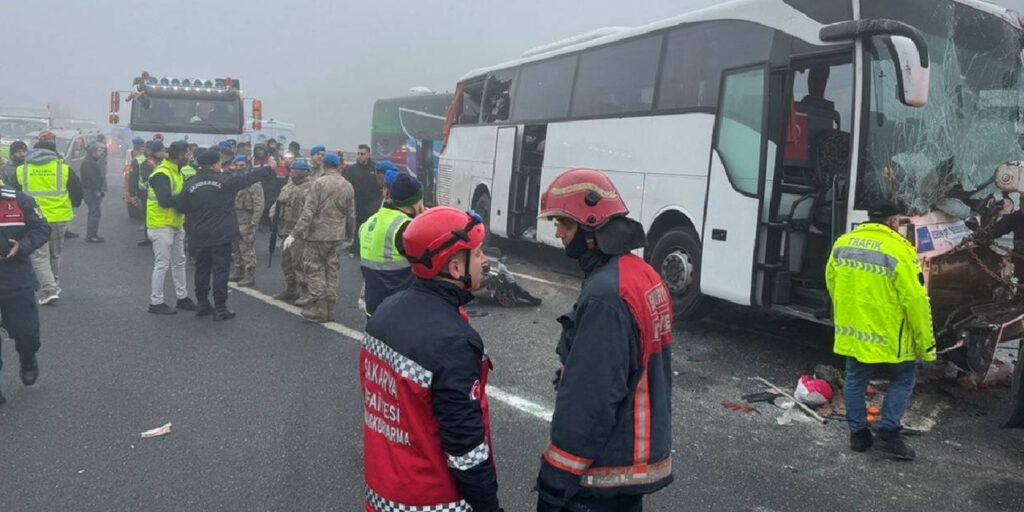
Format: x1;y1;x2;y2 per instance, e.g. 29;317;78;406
857;0;1024;216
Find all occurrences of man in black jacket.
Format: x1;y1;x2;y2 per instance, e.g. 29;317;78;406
343;144;383;256
177;149;273;320
79;143;107;243
0;185;51;405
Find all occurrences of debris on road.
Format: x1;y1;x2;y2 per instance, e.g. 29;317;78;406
140;423;172;438
753;377;828;424
794;375;833;407
741;391;776;405
721;402;757;414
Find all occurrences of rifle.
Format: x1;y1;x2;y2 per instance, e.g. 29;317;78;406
268;200;283;268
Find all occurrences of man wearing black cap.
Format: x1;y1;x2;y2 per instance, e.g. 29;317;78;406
177;149;274;320
0;141;28;186
826;199;935;461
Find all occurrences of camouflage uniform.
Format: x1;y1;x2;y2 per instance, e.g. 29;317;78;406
231;180;264;286
291;166;355;322
274;174;314;302
309;161;324;181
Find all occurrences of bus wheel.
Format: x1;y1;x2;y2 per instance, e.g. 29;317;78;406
650;226;712;320
473;192;492;245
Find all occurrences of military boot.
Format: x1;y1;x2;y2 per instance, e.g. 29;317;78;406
273;285;299;302
326;300;337;322
238;270;256;288
301;300;329;323
228;270;241;283
0;381;6;406
19;353;39;386
213;305;237;321
293;293;313;307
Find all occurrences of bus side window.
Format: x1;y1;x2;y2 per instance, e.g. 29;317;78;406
482;70;516;123
460;80;485;125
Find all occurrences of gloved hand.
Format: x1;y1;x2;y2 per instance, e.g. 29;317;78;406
283;235;295;250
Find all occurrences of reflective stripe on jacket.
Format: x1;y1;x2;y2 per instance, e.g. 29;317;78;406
146;160;184;229
360;206;414;316
826;222;936;363
18;160;73;223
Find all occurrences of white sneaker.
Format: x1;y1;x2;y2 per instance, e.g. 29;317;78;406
38;292;60;305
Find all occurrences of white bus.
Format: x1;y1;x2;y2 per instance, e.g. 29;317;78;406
438;0;1024;383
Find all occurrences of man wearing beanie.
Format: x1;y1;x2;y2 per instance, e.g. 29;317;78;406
229;155;264;287
358;173;424;316
285;152;355;322
177;149;274;320
0;141;28;186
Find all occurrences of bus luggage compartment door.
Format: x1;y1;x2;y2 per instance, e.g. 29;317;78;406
489;126;518;238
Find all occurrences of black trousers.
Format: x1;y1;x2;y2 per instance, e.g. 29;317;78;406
192;243;232;306
0;290;41;373
537;495;642;512
83;189;103;238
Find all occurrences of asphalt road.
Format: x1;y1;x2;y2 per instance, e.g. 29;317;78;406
2;163;1023;511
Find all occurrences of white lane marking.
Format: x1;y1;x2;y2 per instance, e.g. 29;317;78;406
229;283;555;423
509;271;576;291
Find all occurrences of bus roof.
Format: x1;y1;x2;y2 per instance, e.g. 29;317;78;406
460;0;836;81
459;0;1022;82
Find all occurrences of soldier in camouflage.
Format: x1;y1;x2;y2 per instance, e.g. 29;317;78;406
308;145;326;181
284;153;355;323
229;156;264;287
272;160;315;303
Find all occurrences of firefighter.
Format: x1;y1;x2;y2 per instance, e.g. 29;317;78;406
358;173;424;316
535;168;674;512
360;206;502;512
826;199;935;461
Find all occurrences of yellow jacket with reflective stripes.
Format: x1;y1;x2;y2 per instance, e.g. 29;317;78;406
146;160;184;229
18;159;74;223
826;223;936;363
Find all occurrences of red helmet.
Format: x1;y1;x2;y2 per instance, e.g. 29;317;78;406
538;168;628;229
404;207;485;280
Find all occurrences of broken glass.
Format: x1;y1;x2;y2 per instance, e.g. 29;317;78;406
857;0;1024;216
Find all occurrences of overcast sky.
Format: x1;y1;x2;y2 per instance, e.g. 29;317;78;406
3;0;1024;149
0;0;718;148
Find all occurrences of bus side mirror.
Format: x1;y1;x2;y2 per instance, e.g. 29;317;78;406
820;19;930;108
252;99;263;130
109;91;120;125
886;35;929;107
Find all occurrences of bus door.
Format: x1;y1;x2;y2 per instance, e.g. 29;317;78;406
701;64;771;305
489;125;518;238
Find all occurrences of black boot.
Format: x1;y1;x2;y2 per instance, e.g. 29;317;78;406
176;297;197;311
876;428;916;461
195;301;214;317
212;305;236;321
850;428;873;452
0;382;6;406
19;353;39;386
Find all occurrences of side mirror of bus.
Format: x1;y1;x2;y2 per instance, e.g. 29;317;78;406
819;19;930;108
886;35;930;107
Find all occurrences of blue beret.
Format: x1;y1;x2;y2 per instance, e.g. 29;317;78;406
310;145;326;155
376;160;398;173
384;169;400;187
233;155;249;164
289;160;310;171
218;140;234;150
323;153;341;167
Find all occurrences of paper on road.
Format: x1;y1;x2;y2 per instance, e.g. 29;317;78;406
140;423;172;438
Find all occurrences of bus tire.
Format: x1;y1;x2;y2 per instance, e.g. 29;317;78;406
472;192;492;245
649;226;713;321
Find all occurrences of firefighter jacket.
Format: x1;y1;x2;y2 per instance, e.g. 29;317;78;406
361;279;500;512
826;222;936;363
0;187;50;300
538;251;674;505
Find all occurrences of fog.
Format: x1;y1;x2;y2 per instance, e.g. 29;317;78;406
0;0;713;148
5;0;1024;149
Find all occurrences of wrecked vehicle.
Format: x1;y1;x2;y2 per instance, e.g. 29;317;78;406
435;0;1024;422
